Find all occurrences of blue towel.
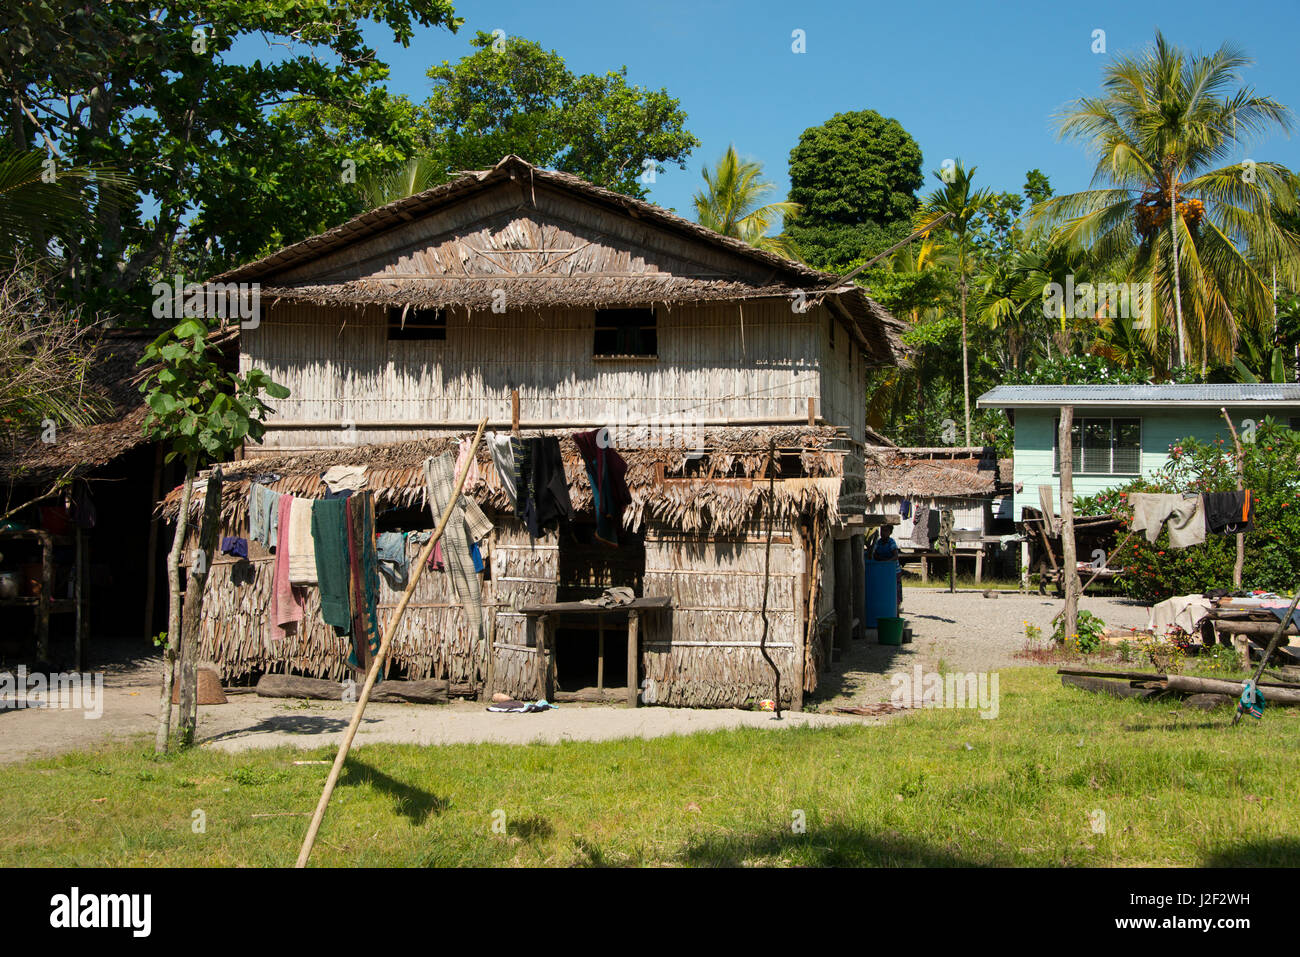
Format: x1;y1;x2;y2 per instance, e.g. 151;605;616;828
376;532;408;589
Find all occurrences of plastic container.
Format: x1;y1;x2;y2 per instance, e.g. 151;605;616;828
863;558;899;627
877;616;906;646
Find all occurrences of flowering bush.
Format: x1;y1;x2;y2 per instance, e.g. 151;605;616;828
1076;418;1300;602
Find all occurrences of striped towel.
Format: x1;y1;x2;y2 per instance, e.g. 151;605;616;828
287;497;317;584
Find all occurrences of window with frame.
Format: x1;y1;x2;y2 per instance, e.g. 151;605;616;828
1053;417;1141;475
387;306;446;341
594;308;656;358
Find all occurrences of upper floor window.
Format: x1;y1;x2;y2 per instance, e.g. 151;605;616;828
1054;417;1141;475
387;306;446;341
594;308;657;358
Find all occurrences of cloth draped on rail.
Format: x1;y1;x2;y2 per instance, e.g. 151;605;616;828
1128;492;1206;547
572;429;632;546
515;436;574;539
249;483;279;551
311;497;352;633
287;497;318;584
346;494;381;674
486;432;517;508
1203;490;1255;535
269;494;305;640
424;453;493;641
321;465;367;495
1148;594;1214;635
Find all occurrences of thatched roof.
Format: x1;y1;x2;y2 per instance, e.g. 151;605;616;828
215;156;908;366
0;325;241;484
0;329;153;483
866;446;1003;500
163;426;855;536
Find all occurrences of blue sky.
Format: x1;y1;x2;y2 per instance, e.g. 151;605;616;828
330;0;1300;212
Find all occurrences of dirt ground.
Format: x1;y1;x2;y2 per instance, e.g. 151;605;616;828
0;589;1150;762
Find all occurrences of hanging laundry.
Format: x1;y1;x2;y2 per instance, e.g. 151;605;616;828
471;541;484;574
249;483;279;551
1128;492;1206;548
910;505;932;548
424;453;494;640
311;497;352;632
511;435;531;518
287;498;318;584
270;494;305;639
1237;680;1266;721
1204;490;1255;535
376;532;408;589
572;429;632;546
486;432;517;508
322;465;367;495
346;493;381;675
521;436;574;539
220;536;248;559
456;435;483;488
899;499;912;520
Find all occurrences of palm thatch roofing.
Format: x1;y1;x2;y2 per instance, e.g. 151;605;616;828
866;446;1004;500
214;155;908;366
163;426;857;536
0;326;240;484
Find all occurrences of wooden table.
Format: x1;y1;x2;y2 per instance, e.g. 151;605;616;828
518;596;671;706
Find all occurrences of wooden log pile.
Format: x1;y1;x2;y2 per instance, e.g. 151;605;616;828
1059;667;1300;710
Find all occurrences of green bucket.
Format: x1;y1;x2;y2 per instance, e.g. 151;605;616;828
877;617;905;646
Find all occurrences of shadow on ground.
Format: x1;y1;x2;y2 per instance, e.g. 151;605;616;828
674;823;1003;867
1202;838;1300;866
339;758;448;825
201;713;382;743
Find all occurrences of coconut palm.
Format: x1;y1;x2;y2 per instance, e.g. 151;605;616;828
693;146;801;258
357;154;445;209
1033;31;1300;374
915;160;998;445
0;149;130;262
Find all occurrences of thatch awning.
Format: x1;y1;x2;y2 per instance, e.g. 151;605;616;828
162;426;855;536
866;446;1002;500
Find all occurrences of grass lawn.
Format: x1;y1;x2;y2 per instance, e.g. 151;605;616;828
2;666;1297;867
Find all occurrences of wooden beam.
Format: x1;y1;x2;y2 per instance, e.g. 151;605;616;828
627;610;640;707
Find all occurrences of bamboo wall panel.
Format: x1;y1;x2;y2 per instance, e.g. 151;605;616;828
241;299;822;449
641;522;801;707
490;519;557;700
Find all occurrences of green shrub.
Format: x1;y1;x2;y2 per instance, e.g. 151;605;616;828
1053;609;1106;653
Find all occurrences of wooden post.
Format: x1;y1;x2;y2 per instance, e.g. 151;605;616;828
37;531;52;662
807;396;815;426
143;444;164;641
850;534;865;638
177;467;223;747
833;538;852;654
296;418;487;868
597;615;605;691
626;610;639;707
1058;407;1081;641
1221;408;1245;589
74;527;85;673
511;388;520;434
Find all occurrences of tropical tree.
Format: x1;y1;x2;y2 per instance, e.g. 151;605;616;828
915;160;998;445
357;154;444;209
1033;31;1300;374
693;146;801;258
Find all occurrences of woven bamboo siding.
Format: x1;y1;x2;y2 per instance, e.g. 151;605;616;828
242;299;824;450
197;536;486;683
641;522;802;707
490;519;557;700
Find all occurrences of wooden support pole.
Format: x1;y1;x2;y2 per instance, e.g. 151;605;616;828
597;615;605;691
296;417;487;868
807;396;815;426
511;389;520;434
1058;407;1081;641
143;444;164;641
1220;408;1246;589
850;534;865;638
627;610;639;707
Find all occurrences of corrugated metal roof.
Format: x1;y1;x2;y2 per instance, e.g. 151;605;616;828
977;384;1300;408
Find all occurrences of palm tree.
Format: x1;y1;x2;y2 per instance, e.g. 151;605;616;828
1033;32;1300;374
357;154;445;209
693;146;801;258
915;160;997;445
0;149;129;263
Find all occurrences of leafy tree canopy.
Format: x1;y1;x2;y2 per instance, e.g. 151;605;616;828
1;0;461;313
788;110;924;228
414;32;700;199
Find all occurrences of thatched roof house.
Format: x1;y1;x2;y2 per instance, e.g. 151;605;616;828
161;155;906;708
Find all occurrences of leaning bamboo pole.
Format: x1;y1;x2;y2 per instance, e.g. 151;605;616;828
296;417;487;867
